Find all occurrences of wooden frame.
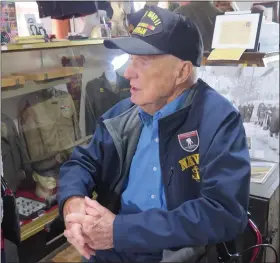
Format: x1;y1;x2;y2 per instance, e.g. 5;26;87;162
253;1;279;23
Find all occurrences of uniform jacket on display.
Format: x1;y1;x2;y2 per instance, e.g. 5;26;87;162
37;1;113;20
58;79;250;261
19;89;81;175
61;55;86;120
85;73;130;135
110;2;129;37
1;114;26;192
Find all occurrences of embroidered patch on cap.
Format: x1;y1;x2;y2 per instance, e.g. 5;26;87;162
132;9;163;37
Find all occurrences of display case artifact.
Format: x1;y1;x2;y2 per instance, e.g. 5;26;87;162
1;40;131;263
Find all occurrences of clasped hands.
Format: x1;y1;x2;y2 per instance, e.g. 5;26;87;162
63;196;116;260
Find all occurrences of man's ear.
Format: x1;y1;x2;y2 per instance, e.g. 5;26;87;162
175;61;192;85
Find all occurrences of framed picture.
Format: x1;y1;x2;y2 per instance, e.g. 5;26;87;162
198;65;279;164
211;12;263;51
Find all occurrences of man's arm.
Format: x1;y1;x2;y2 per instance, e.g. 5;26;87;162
57;124;104;217
113;112;250;252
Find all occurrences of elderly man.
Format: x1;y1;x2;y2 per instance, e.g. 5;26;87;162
58;6;250;263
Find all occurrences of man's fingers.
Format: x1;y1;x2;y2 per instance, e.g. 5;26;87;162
65;213;85;225
71;223;85;246
85;206;100;217
64;229;73;239
85;197;106;214
84;243;96;256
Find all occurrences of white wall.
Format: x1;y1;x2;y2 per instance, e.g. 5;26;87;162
236;1;254;11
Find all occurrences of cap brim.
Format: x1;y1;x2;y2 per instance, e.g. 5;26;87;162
104;37;165;56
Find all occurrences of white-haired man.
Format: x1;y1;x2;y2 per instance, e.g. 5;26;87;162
58;6;250;263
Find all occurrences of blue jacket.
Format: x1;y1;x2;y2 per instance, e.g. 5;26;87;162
58;79;250;254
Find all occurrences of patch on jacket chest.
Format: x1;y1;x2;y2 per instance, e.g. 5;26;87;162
178;154;200;182
178;130;199;152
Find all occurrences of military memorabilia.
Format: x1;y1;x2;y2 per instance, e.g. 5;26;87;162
199;66;279;164
16;197;46;220
24;14;46;37
18;88;81;173
111;2;129;37
85;72;130;135
1;114;27;192
250;161;277;184
212;12;263;52
61;55;85;118
32;172;56;199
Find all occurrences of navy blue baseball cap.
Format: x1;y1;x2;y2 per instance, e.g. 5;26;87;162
127;5;149;28
104;6;204;67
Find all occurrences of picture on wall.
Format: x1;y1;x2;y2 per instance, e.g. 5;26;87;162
199;65;279;163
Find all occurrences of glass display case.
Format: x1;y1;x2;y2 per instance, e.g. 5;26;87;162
1;38;279;263
1;40;129;262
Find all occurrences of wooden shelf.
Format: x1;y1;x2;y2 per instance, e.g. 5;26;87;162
1;39;103;52
20;208;58;241
202;51;279;67
2;38;279;67
2;75;25;88
1;78;71;100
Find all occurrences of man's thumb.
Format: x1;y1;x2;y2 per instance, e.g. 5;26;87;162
85;196;106;214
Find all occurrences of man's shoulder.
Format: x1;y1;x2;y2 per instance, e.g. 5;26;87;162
101;98;134;120
199;79;239;116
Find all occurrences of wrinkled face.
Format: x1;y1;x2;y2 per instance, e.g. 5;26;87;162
124;55;182;110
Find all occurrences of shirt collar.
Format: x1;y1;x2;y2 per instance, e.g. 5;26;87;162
139;89;189;125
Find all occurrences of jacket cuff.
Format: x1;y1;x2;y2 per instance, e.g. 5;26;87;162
113;214;151;252
113;215;127;251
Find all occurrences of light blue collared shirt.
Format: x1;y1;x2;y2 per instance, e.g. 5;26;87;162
120;90;189;214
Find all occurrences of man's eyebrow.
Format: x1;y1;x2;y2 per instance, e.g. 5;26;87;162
131;55;152;62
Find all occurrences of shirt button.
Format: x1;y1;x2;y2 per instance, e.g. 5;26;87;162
153;167;157;171
155;138;159;143
151;194;155;199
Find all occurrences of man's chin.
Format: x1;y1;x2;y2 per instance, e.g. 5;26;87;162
130;94;141;105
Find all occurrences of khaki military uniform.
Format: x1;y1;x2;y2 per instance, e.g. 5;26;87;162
111;2;129;37
19;89;81;174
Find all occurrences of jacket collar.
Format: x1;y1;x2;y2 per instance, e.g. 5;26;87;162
103;78;207;137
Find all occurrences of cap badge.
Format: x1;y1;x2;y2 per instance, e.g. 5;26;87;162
132;10;163;37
